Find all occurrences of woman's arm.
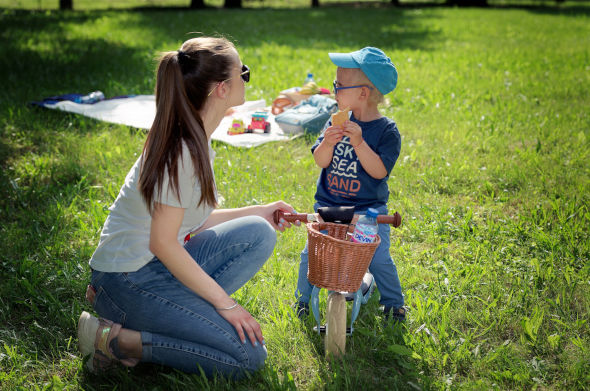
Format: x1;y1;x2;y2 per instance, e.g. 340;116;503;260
149;203;264;346
194;201;298;234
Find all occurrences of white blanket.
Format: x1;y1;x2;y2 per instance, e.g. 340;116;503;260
44;95;298;148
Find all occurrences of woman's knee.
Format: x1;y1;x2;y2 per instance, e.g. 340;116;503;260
228;343;267;380
245;344;267;372
245;216;276;255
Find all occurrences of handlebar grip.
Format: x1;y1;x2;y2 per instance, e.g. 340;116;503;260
283;213;311;223
273;210;310;224
273;209;284;224
376;212;402;228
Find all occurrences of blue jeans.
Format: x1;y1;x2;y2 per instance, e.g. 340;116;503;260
90;216;276;379
295;204;404;308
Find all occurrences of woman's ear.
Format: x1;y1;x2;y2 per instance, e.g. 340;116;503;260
209;81;227;99
218;81;229;99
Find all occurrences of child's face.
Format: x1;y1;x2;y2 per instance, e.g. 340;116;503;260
333;67;367;111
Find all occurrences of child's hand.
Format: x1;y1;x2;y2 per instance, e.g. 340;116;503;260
322;126;344;146
342;121;363;148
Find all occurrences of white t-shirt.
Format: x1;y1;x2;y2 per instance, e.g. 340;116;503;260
89;142;216;273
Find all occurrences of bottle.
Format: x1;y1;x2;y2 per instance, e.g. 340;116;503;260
350;208;379;243
304;73;314;84
77;91;105;104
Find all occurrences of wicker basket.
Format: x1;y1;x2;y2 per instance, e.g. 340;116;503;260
306;222;380;292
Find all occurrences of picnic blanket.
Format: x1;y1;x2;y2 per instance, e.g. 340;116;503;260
34;94;299;148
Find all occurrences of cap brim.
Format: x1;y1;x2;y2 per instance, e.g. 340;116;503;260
328;53;360;69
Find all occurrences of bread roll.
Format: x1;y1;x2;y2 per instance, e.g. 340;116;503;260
331;109;349;127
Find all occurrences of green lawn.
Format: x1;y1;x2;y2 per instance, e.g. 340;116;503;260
0;2;589;390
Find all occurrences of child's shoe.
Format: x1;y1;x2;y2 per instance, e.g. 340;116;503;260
77;311;139;372
383;306;406;323
294;301;310;319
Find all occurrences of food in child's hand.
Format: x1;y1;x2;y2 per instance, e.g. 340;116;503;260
331;108;349;127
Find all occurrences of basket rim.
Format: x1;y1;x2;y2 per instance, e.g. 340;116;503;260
306;221;381;246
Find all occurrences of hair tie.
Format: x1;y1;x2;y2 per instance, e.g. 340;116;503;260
178;50;194;62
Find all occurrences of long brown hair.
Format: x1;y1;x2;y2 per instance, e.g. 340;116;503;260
139;37;236;213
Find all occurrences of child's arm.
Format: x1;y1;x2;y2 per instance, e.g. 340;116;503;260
342;121;388;179
313;125;343;168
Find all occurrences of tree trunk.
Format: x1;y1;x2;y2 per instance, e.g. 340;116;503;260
190;0;206;8
311;0;319;7
59;0;73;10
224;0;242;8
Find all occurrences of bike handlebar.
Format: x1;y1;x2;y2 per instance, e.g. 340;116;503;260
273;210;402;228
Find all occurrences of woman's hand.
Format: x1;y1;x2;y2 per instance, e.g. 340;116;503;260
258;201;300;231
216;302;264;347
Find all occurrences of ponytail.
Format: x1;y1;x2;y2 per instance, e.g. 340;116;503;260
139;37;234;214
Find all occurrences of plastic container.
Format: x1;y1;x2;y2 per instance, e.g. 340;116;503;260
304;73;314;84
76;91;105;104
274;95;337;135
350;208;379;243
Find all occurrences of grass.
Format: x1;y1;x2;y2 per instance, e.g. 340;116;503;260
1;1;589;390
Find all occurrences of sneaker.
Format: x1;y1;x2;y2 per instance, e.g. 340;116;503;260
77;311;139;372
294;301;310;319
383;306;406;323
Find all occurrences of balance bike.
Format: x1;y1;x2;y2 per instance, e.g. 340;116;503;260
274;206;401;357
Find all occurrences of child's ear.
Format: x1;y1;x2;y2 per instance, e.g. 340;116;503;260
360;86;371;100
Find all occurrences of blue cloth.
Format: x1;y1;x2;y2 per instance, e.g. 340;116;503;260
90;216;274;378
29;93;85;107
29;93;133;107
312;114;401;209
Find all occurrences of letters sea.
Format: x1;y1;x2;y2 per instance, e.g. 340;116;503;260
328;141;361;197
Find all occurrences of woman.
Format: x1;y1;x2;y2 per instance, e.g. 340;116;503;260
77;36;297;378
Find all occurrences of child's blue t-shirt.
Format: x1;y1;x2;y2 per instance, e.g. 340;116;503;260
312;113;401;209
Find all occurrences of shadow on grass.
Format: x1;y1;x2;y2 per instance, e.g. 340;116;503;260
77;360;300;390
0;9;149;340
295;293;424;389
0;6;439;97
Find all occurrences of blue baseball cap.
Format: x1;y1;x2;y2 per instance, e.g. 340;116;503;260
329;47;398;95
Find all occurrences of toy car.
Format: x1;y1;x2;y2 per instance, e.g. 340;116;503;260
247;111;271;133
227;118;246;135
